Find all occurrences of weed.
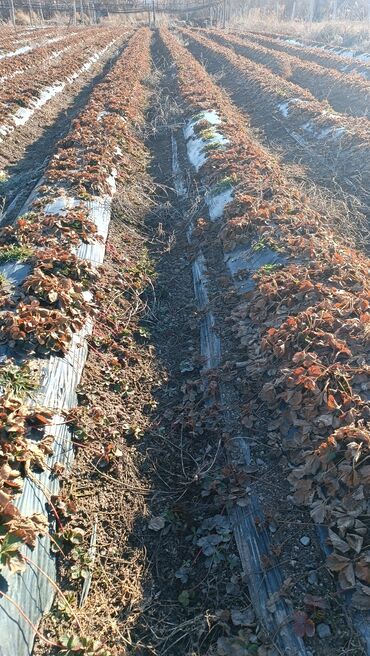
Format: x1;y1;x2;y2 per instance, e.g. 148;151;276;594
200;127;216;141
0;359;39;397
57;634;110;656
0;244;34;263
204;141;224;152
211;176;233;196
259;263;280;273
251;238;266;252
0;170;8;186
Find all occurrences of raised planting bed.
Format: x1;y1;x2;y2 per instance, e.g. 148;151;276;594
0;28;98;82
161;25;370;654
235;31;370;79
180;28;370;210
0;27;63;58
205;29;370;118
0;27;126;145
0;26;151;656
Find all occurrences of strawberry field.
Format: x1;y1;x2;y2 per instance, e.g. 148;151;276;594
0;21;369;656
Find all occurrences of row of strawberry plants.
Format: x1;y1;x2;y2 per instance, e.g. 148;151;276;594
0;26;125;142
238;30;370;78
161;27;370;614
0;26;62;54
0;25;152;655
181;28;370;199
207;29;370;118
0;27;93;81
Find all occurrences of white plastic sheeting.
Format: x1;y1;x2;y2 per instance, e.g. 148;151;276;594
184;110;233;218
0;174;116;656
184;109;229;171
0;41;116;143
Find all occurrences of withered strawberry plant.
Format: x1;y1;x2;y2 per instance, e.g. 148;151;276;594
0;25;154;656
161;26;370;613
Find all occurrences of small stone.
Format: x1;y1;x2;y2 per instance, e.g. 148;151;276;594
256;458;265;466
308;570;318;585
300;536;310;546
317;623;331;639
231;607;255;627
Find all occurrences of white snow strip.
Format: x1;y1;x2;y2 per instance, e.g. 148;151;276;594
0;44;32;59
280;36;370;66
14;82;65;127
0;47;71;83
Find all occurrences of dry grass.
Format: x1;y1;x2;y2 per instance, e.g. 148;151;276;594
229;10;370;49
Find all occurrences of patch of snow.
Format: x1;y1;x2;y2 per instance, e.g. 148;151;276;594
277;97;304;117
97;110;110;121
302;121;346;141
284;38;304;46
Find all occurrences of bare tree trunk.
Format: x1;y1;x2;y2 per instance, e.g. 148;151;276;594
309;0;315;22
8;0;15;26
28;0;33;25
